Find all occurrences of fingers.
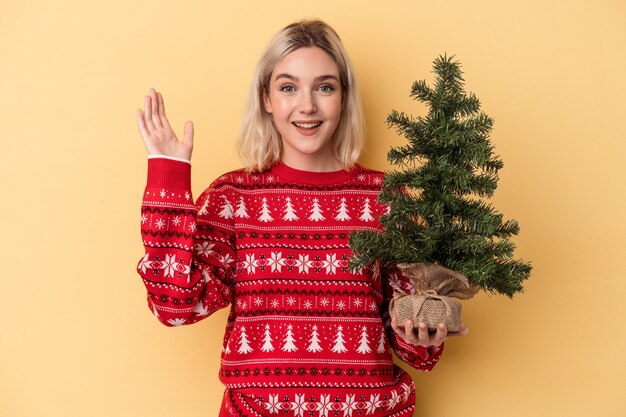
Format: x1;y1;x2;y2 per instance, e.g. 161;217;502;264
391;317;453;347
150;88;162;128
137;88;194;159
157;92;172;130
143;94;155;132
140;88;170;135
403;319;412;334
391;316;408;341
431;323;448;347
391;316;417;342
391;316;409;337
183;120;194;149
137;109;149;140
402;319;418;344
416;322;430;345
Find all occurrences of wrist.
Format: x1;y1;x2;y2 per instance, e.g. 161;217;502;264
148;154;191;164
146;158;191;189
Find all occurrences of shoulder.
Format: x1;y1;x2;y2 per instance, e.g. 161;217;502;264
351;164;386;190
193;168;251;213
207;168;249;188
199;167;276;196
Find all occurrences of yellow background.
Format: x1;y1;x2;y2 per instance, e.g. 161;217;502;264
1;0;625;416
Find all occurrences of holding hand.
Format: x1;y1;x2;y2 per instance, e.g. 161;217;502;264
137;88;194;160
391;316;469;348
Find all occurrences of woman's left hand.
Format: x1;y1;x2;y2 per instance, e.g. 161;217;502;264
391;316;470;348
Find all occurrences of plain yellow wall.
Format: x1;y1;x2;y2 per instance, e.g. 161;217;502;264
1;0;625;416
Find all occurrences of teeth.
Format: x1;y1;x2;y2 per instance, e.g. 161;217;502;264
294;122;321;129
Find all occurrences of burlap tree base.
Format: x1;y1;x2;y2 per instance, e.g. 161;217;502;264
391;294;463;332
389;263;479;332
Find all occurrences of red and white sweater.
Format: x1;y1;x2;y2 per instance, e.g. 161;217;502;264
137;158;443;416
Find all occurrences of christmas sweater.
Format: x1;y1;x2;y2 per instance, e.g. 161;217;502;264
137;158;444;416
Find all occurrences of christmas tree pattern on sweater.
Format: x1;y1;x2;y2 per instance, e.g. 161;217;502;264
138;159;443;416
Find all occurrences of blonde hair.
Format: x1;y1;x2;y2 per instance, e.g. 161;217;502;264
237;19;365;172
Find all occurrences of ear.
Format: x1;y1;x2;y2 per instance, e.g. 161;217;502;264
262;91;273;114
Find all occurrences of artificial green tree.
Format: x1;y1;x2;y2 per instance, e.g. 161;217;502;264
350;54;531;298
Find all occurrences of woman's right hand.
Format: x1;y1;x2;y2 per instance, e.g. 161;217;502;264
137;88;193;160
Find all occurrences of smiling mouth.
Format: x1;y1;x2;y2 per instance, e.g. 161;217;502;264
293;122;322;129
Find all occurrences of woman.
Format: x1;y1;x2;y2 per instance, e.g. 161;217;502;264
136;19;467;416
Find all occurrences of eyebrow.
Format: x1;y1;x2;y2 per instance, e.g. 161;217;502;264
274;74;340;83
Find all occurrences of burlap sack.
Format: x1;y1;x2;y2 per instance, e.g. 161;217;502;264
389;262;480;332
390;292;463;332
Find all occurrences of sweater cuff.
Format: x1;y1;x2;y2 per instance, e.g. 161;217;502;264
148;154;191;164
393;331;444;359
397;335;441;354
147;158;191;190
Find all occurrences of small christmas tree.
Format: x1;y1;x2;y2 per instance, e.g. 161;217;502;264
261;324;275;352
238;326;253;354
308;198;325;221
219;195;234;219
331;325;347;353
350;54;531;298
307;325;323;353
356;326;372;354
335;198;351;221
258;197;273;222
283;197;299;221
282;324;298;352
235;196;250;219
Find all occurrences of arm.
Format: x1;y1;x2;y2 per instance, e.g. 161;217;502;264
137;158;234;326
135;88;232;326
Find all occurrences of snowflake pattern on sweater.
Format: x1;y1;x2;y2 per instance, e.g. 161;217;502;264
138;159;443;416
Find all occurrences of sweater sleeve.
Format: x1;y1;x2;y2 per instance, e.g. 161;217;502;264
137;158;234;327
380;265;444;371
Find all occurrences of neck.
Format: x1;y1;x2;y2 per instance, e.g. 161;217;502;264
280;155;344;172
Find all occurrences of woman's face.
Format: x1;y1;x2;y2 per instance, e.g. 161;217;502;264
263;46;343;171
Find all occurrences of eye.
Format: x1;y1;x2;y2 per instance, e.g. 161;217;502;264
318;84;335;93
279;84;296;93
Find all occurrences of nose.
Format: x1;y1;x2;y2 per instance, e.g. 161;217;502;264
299;91;317;114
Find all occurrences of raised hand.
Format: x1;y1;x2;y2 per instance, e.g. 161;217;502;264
137;88;194;160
